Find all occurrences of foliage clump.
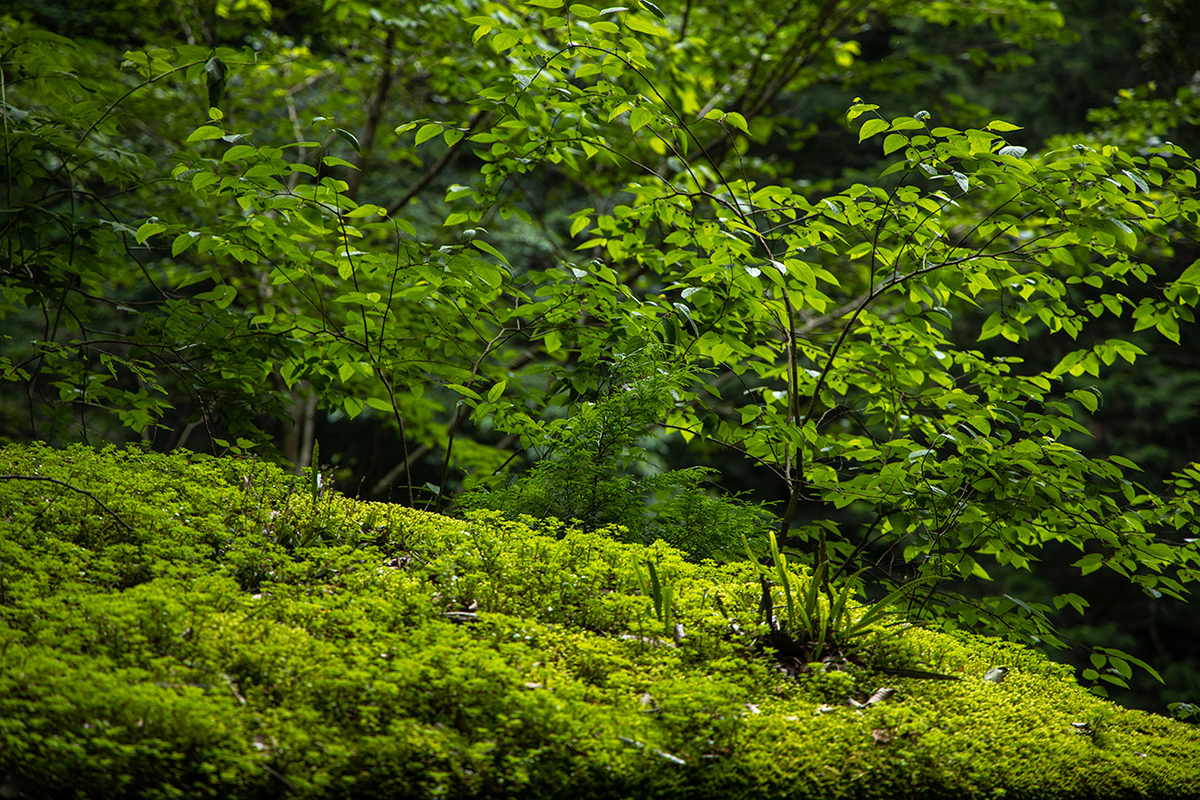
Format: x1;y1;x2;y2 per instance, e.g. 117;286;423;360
2;443;1199;799
459;350;773;560
3;0;1200;712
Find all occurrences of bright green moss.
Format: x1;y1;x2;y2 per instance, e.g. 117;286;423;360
1;443;1199;799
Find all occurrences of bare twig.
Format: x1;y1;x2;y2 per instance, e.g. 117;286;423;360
0;475;135;532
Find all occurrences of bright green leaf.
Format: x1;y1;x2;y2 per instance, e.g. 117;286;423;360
858;118;889;142
415;123;442;145
883;133;908;155
185;125;225;143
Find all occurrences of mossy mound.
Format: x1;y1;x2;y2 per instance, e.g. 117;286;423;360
1;443;1198;799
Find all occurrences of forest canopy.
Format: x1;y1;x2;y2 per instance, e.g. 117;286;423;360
3;0;1200;715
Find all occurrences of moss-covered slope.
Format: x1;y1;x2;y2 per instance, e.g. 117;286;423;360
1;443;1198;799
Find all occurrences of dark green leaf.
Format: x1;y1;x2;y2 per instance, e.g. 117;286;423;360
333;128;361;153
205;57;226;110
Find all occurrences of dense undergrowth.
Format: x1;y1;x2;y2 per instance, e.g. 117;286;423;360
1;442;1198;799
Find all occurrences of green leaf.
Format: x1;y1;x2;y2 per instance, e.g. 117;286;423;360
858;118;889;142
492;31;519;52
366;396;393;412
1073;553;1104;576
186;125;225;143
1110;657;1133;680
195;284;236;309
1122;169;1149;193
570;214;591;237
846;101;879;122
191;171;219;191
446;383;482;401
471;21;494;43
1156;314;1181;344
626;13;665;34
171;232;198;257
471;239;511;266
883;133;908;155
222;144;257;162
333;128;361;153
134;221;166;244
1098;647;1163;683
638;0;665;18
322;155;359;170
1178;258;1200;286
205;57;226;110
343;204;384;219
1110;455;1142;471
415;123;442;145
1068;388;1098;413
630;106;653;133
722;112;750;135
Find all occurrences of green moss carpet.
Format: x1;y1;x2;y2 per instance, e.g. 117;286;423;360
2;443;1198;798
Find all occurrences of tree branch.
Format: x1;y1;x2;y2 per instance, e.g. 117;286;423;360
386;110;490;216
0;475;135;532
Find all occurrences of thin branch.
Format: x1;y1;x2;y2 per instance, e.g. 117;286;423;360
660;424;786;480
0;475;135;532
77;61;206;147
386;110;489;216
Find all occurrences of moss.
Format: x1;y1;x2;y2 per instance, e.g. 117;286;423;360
1;442;1199;799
